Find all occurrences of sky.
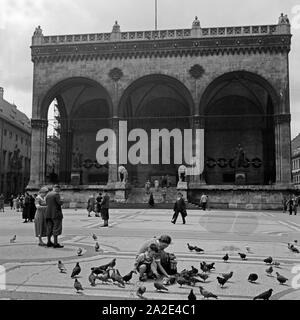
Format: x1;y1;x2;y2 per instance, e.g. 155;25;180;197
0;0;300;138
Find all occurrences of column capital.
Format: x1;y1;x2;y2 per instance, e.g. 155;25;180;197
193;115;205;128
31;119;48;129
274;114;291;125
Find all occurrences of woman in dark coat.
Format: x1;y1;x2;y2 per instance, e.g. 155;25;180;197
22;192;31;223
29;194;37;222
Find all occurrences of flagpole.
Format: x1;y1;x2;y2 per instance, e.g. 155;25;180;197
155;0;157;30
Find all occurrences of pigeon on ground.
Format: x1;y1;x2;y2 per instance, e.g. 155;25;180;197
222;271;233;281
238;252;247;260
91;266;105;275
190;277;202;286
200;262;209;273
190;266;198;274
71;262;81;278
206;262;216;271
97;271;110;283
112;270;125;287
92;233;97;241
77;248;83;256
198;273;209;282
188;289;197;300
290;245;300;253
272;261;280;268
154;281;168;292
163;275;177;285
276;272;288;285
199;286;218;299
187;243;195;251
10;235;16;243
217;276;228;287
96;258;116;272
95;242;100;252
136;286;146;298
74;278;84;293
122;270;136;283
176;276;192;287
253;289;273;300
248;273;258;283
264;256;273;264
88;272;97;286
194;246;204;253
58;260;67;273
266;266;273;276
222;253;229;262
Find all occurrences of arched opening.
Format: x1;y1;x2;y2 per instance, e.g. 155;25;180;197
119;75;194;187
200;71;277;185
41;77;113;185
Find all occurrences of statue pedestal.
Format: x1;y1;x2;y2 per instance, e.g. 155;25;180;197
114;181;129;203
71;171;81;186
177;181;188;200
235;171;246;185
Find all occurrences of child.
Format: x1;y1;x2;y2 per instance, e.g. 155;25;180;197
134;243;166;281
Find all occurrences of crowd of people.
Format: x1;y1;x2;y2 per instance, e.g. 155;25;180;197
283;195;299;215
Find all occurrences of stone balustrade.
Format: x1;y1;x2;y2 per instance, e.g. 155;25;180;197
37;24;290;46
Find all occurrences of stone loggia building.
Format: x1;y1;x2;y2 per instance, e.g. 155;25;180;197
28;16;293;209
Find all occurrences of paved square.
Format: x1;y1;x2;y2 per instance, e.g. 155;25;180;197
0;208;299;300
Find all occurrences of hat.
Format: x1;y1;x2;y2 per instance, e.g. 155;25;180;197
39;186;48;193
158;235;172;245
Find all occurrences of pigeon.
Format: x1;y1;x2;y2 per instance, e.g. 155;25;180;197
248;273;258;283
74;278;84;293
77;248;83;256
222;271;233;281
58;260;67;273
92;233;97;241
190;277;202;286
264;256;273;264
95;242;100;252
71;262;81;278
253;289;273;300
272;261;280;268
199;286;218;299
217;276;228;287
294;240;298;244
176;276;192;287
136;286;146;298
194;246;204;253
10;235;16;243
112;270;125;287
222;253;229;262
290;245;300;253
106;258;117;269
266;266;273;276
276;272;288;285
188;289;197;300
200;262;209;273
91;266;105;275
122;270;136;283
187;243;195;251
88;272;97;286
238;252;247;260
96;258;116;272
163;275;177;285
206;262;215;271
97;271;110;283
198;273;209;282
190;266;198;275
154;281;168;292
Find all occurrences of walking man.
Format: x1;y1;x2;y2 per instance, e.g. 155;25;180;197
171;192;187;224
100;190;110;227
200;194;208;211
45;185;64;248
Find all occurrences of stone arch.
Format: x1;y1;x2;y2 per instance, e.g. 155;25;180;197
200;71;278;185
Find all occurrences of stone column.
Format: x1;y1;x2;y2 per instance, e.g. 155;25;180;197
107;117;119;187
27;119;48;189
274;114;292;185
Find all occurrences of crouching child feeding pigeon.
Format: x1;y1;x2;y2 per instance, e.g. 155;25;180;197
134;243;168;281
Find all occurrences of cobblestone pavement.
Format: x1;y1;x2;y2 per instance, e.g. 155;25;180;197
0;208;299;300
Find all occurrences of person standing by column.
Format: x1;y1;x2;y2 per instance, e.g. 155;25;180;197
100;190;110;227
45;185;64;248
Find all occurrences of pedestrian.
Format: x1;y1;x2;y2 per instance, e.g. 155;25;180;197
16;195;21;212
87;194;96;217
154;179;159;191
9;194;14;210
45;185;64;248
282;197;287;213
162;188;167;203
100;189;110;227
29;194;37;222
0;194;4;212
200;194;208;210
22;192;31;223
34;187;48;246
293;197;298;215
13;196;17;211
148;192;154;207
171;192;187;224
145;180;151;194
137;234;177;276
287;196;294;215
95;192;102;217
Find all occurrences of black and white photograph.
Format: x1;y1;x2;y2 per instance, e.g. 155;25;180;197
0;0;299;312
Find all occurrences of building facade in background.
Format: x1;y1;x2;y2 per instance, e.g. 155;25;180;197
28;15;293;209
0;87;31;198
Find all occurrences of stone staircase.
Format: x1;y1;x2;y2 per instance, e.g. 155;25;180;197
126;187;178;204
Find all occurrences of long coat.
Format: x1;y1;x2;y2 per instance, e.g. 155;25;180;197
45;191;63;220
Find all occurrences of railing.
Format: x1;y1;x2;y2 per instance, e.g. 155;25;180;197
40;24;288;45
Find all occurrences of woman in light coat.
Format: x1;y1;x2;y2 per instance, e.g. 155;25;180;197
34;187;49;246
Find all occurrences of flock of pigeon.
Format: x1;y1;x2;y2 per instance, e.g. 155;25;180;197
9;233;299;300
